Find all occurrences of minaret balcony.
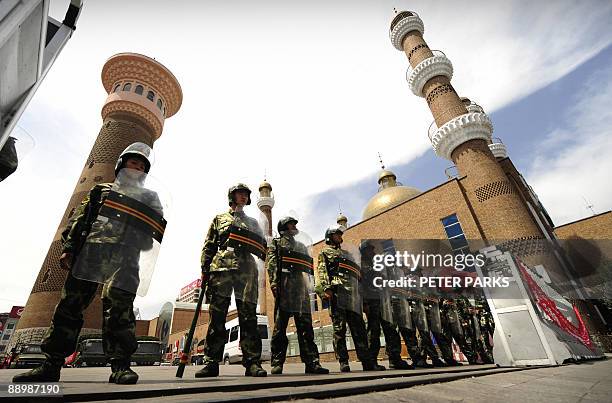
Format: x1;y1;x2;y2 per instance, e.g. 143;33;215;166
389;11;424;51
257;196;275;209
406;50;453;97
489;138;508;159
428;112;493;160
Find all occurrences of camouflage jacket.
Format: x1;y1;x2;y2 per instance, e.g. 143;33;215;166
62;183;113;255
315;244;361;297
200;209;262;275
266;234;310;290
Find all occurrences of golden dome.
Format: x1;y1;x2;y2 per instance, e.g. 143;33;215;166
259;180;272;191
362;168;420;220
337;213;348;224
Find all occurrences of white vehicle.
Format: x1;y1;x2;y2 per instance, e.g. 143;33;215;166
222;315;270;365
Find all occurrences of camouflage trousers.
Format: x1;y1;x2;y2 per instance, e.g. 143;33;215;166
203;271;261;368
41;272;137;367
440;303;476;363
329;295;371;364
364;299;403;362
270;307;320;367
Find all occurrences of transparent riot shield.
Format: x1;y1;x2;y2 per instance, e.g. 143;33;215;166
380;264;412;329
411;299;429;333
0;125;35;182
277;230;315;313
443;301;464;336
335;244;363;315
223;207;268;304
426;300;443;334
468;299;482;341
72;168;169;296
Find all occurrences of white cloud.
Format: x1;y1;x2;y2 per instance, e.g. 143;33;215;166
528;64;612;226
1;0;611;317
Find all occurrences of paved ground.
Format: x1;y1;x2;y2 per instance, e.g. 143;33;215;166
0;358;609;402
291;358;612;403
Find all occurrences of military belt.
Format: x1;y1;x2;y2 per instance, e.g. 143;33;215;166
280;250;314;275
337;257;361;280
226;224;267;260
99;190;166;243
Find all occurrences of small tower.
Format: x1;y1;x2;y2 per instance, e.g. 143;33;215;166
256;179;274;316
337;212;348;229
13;53;182;347
257;179;274;237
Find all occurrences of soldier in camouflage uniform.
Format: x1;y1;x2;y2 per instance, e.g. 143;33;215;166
13;143;160;384
0;136;18;181
315;225;384;372
476;296;495;362
360;241;411;370
267;216;329;375
196;184;267;378
441;296;477;364
462;296;494;364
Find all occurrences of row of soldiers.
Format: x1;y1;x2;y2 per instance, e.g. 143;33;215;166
12;147;494;384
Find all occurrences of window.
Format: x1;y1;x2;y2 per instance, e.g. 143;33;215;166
113;84;121;92
7;323;14;329
135;85;144;95
147;91;155;101
122;83;132;91
156;99;163;110
2;334;10;340
441;214;470;254
229;326;239;342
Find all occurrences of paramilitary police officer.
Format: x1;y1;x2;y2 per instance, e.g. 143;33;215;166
267;216;329;375
196;184;267;378
360;241;411;370
13;142;161;384
315;225;384;372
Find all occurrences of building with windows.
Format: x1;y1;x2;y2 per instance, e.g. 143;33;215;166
177;279;203;304
0;306;24;355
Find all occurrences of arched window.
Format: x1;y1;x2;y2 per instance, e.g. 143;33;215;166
113;83;121;93
135;85;144;95
156;99;163;110
122;83;132;91
147;91;155;101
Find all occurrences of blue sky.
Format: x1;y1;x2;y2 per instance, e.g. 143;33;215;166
1;0;611;318
301;43;612;237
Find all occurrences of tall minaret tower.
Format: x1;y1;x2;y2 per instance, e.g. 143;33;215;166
388;11;568;279
337;212;348;229
14;53;182;346
389;11;544;241
257;179;274;316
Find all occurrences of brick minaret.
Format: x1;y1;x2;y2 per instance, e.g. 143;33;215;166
389;11;569;280
257;180;274;316
389;9;603;348
13;53;182;347
390;12;542;239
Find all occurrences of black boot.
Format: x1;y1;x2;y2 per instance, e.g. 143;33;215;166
305;362;329;374
271;364;283;375
432;357;447;367
413;358;433;368
362;360;386;371
109;359;138;385
13;362;61;383
389;358;413;370
245;362;267;377
195;361;219;378
444;358;463;366
339;361;351;372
